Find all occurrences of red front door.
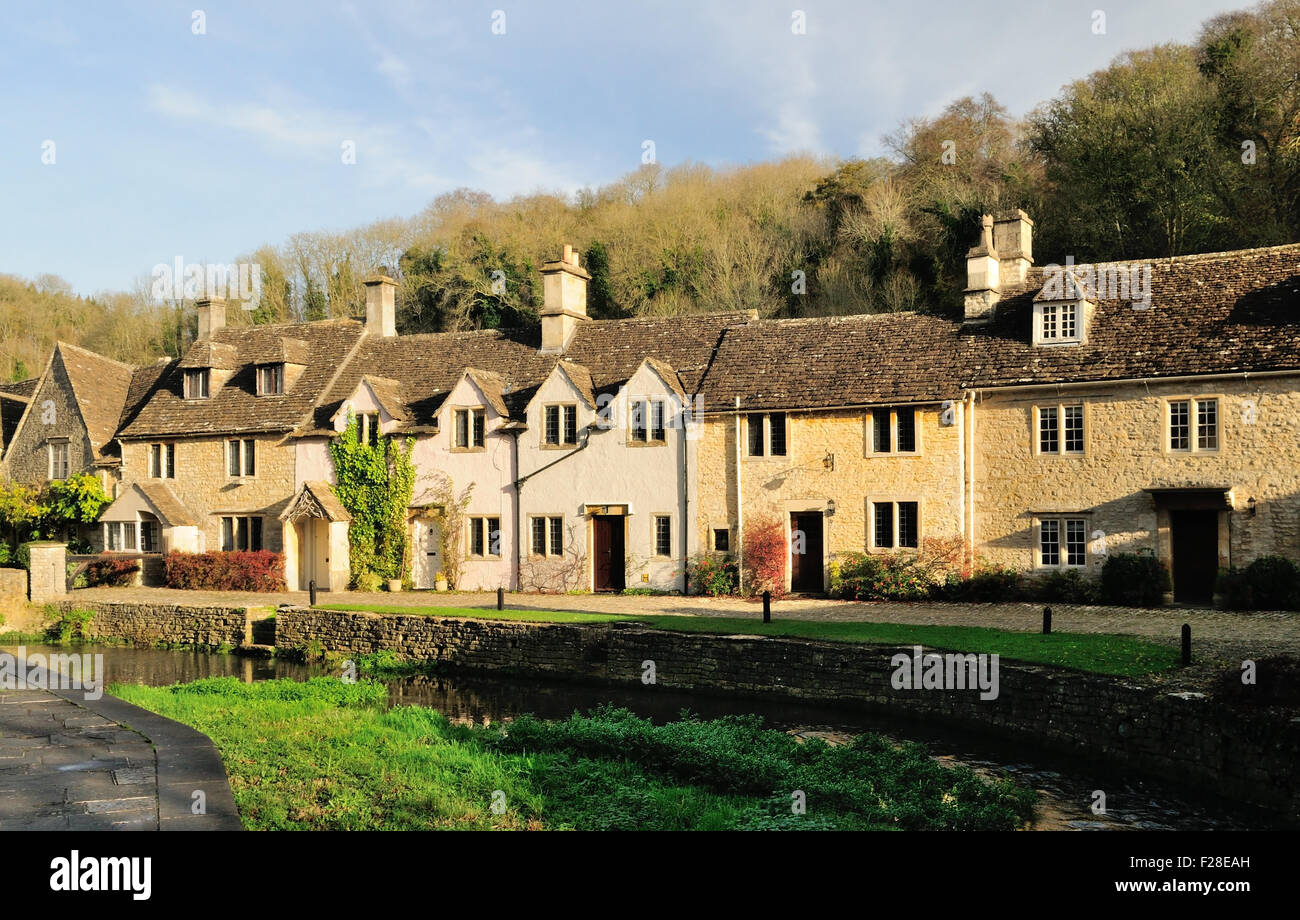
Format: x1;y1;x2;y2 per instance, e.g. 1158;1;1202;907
593;515;625;592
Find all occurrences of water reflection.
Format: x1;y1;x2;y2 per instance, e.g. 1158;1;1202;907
4;643;1276;831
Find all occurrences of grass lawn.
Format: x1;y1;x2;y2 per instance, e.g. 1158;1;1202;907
314;604;1179;677
112;676;1037;831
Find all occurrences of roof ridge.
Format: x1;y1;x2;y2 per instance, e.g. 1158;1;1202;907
55;340;137;372
1040;241;1300;272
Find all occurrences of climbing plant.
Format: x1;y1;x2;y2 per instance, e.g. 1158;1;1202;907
329;413;416;585
423;473;474;589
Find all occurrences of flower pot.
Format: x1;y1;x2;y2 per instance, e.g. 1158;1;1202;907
387;578;403;593
435;576;448;592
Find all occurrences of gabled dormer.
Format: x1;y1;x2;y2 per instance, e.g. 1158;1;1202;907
1033;270;1094;346
177;341;238;400
248;336;310;396
330;374;410;444
443;368;510;451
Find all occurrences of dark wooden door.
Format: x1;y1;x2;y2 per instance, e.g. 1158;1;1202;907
789;512;824;593
1171;510;1218;604
593;515;625;592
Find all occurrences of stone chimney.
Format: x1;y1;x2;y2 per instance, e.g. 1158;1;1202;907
963;216;1000;323
196;296;227;340
539;245;590;354
992;209;1033;286
363;273;397;338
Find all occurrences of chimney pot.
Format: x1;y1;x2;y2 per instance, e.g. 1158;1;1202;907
539;245;591;353
963;215;1001;323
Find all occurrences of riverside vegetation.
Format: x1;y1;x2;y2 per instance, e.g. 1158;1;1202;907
112;674;1037;831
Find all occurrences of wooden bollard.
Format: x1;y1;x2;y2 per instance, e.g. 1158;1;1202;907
497;586;505;611
1043;606;1052;634
1182;623;1192;666
762;590;771;624
309;579;317;606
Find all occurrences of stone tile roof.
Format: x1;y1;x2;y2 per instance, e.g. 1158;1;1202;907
0;378;38;399
57;343;139;459
136;481;198;527
695;312;965;411
310;312;749;430
555;361;596;408
960;243;1300;388
177;341;239;370
120;319;366;439
358;375;409;423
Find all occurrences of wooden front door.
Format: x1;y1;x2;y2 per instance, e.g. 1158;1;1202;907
789;512;824;593
593;515;625;592
1171;510;1218;604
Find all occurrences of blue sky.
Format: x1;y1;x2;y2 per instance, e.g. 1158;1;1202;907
0;0;1248;296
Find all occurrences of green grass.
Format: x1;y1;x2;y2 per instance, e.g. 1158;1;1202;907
315;604;1179;676
111;677;1037;831
318;604;632;624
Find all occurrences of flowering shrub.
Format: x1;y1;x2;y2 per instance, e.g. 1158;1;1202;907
164;550;286;592
830;553;939;601
686;554;739;596
741;515;787;597
82;555;140;588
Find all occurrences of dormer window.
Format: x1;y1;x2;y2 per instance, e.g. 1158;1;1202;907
257;364;285;396
1033;296;1090;346
184;369;210;399
357;412;380;447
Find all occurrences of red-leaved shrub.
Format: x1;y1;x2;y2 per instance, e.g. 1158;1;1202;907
83;555;140;588
164;550;286;592
742;514;787;598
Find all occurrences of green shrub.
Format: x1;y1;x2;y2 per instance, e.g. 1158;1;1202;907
686;554;739;596
354;570;383;593
941;564;1022;602
1027;569;1101;605
1242;555;1300;609
829;552;939;601
1215;568;1253;610
1100;553;1170;607
47;607;94;642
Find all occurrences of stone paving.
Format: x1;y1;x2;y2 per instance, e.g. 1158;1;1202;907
0;689;158;830
69;585;1300;661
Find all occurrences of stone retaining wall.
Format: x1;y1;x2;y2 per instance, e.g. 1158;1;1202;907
0;568;25;613
58;601;249;648
277;606;1300;819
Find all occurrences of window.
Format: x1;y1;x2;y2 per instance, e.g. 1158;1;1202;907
596;396;616;429
544;405;578;446
468;516;501;557
149;443;176;479
870;408;919;455
1039;516;1087;568
747;413;787;456
1040;302;1079;343
183;369;210;399
256;364;284;396
358;413;380;446
220;516;263;552
1197;399;1218;450
454;409;486;449
747;413;764;456
631;400;649;443
768;412;787;456
651;400;666;442
48;440;69;480
1037;404;1085;455
653;515;672;557
227;439;255;477
871;501;920;550
530;516;564;556
713;528;730;552
1168;398;1218;453
104;521;138;552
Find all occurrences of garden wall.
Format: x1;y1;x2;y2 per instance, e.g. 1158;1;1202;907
56;600;250;648
276;606;1300;820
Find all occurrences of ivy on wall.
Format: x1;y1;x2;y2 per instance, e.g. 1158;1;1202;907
329;413;416;586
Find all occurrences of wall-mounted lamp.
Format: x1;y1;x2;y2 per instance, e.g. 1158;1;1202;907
823;452;835;471
1247;496;1257;517
826;498;837;516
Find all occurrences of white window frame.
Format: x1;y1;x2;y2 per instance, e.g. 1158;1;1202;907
1035;403;1086;456
543;404;579;447
149;442;176;478
47;439;70;480
183;369;210;400
227;438;256;478
1033;299;1086;346
453;408;487;450
357;412;381;446
467;516;502;558
1036;515;1088;569
652;514;673;557
529;515;564;557
1165;396;1220;454
746;412;789;457
867;407;921;456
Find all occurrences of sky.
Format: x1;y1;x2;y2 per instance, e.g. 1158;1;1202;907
0;0;1251;296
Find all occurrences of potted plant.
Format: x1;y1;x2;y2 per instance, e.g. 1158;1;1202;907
387;577;403;592
435;571;448;592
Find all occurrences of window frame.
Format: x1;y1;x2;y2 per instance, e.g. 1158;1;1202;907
746;412;790;458
183;368;211;400
1034;403;1086;456
866;407;922;456
543;403;579;448
149;442;176;479
47;439;70;480
1164;396;1221;454
467;515;502;558
219;515;264;552
357;412;381;447
528;515;565;557
256;363;285;396
1035;515;1089;570
1035;300;1083;346
452;407;487;451
712;527;730;553
652;514;673;557
867;499;922;552
226;438;256;478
